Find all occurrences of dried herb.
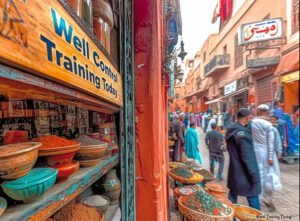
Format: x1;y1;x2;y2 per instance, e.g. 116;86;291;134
198;169;214;179
184;190;232;216
171;167;193;179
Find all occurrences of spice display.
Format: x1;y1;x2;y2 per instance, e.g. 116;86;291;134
81;195;109;207
53;203;102;221
171;167;193;179
3;130;28;145
33;135;78;149
75;135;105;146
169;162;188;169
184;190;231;216
206;182;227;192
197;169;214;180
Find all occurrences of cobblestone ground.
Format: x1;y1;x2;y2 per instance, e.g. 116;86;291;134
170;128;300;221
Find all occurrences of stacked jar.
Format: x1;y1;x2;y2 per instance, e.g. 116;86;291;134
67;0;93;33
67;0;83;18
93;0;114;54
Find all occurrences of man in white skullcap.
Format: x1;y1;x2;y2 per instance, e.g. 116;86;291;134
250;104;281;212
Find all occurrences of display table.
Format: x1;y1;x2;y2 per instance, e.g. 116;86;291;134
1;155;119;221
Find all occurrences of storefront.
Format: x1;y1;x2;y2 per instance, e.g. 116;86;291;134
247;56;280;106
0;0;135;220
219;80;248;121
205;98;220;114
275;47;299;114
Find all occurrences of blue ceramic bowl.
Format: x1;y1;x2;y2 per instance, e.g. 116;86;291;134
1;168;58;203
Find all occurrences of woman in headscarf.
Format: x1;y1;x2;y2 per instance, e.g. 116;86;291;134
184;122;202;165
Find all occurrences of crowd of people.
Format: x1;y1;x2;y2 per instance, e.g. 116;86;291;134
169;103;299;212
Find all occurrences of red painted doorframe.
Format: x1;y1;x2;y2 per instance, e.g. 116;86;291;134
134;0;169;220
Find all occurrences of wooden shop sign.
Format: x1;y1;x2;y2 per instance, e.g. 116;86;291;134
0;0;123;106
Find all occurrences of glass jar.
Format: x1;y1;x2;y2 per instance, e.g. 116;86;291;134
83;0;93;32
93;17;105;46
104;22;110;54
67;0;83;18
93;0;113;53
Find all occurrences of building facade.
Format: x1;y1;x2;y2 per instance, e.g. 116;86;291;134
171;83;186;112
183;0;298;119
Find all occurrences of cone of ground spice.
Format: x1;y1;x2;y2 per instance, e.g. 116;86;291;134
53;203;103;221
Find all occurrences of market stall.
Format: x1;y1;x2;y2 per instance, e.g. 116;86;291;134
0;0;124;220
168;162;269;221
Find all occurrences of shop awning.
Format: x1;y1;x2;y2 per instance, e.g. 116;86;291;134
205;98;220;105
219;87;248;100
275;48;299;75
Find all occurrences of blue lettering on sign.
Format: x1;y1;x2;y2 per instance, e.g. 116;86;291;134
39;8;119;98
51;8;73;44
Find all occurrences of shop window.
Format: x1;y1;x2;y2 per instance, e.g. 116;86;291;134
292;0;299;34
234;33;243;69
175;93;179;99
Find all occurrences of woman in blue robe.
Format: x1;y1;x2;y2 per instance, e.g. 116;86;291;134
184;122;202;164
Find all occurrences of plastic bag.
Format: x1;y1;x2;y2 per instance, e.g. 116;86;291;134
264;167;282;191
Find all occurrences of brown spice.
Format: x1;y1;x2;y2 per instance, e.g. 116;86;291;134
53;203;102;221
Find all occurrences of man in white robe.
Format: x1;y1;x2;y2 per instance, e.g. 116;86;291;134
251;104;281;212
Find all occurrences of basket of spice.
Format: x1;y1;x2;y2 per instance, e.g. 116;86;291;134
34;135;80;158
205;182;229;199
231;204;268;221
53;203;104;221
194;168;215;182
169;162;188;169
178;190;234;221
74;135;110;167
173;186;197;209
169;167;203;184
80;195;110;214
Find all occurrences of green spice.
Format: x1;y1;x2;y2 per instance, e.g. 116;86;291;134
198;169;214;179
184;190;232;216
171;167;193;179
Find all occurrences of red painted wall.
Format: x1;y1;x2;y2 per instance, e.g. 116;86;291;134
134;0;169;220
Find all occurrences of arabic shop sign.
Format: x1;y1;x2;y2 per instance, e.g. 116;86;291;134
0;0;123;106
239;18;283;45
224;81;237;95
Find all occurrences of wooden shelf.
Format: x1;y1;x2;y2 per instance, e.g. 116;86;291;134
1;155;119;221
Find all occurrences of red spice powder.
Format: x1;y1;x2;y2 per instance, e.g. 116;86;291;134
33;135;79;149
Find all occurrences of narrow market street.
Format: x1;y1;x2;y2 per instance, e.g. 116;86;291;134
0;0;299;220
170;128;300;221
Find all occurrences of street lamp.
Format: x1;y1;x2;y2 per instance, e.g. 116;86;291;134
177;40;188;62
176;71;184;82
